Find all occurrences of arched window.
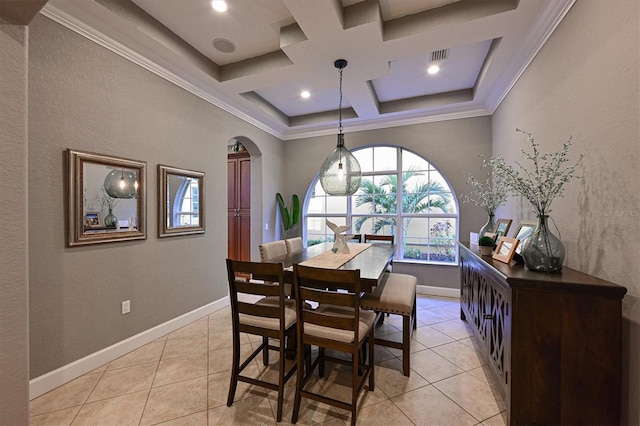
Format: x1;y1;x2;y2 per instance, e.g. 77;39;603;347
303;146;458;264
172;178;200;226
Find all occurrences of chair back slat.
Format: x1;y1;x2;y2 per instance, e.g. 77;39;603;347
364;234;394;244
226;259;286;325
234;279;281;298
237;301;280;319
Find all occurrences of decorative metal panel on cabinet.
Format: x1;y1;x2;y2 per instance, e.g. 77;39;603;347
459;243;627;425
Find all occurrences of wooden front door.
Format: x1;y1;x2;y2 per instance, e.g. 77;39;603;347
228;152;251;261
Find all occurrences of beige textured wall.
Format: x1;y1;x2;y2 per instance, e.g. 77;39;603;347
492;0;640;423
0;24;30;425
27;15;283;378
284;116;493;289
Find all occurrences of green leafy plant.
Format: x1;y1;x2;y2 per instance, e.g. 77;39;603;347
276;193;300;238
404;247;421;259
478;236;495;247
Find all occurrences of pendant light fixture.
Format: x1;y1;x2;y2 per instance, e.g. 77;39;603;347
319;59;361;196
104;168;138;199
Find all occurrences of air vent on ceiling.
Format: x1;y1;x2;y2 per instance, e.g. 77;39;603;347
431;49;449;62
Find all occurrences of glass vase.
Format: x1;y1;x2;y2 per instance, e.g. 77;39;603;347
104;208;118;229
479;214;496;237
520;215;565;272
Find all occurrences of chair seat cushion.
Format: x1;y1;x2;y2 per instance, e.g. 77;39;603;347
360;273;416;315
239;297;296;330
305;306;376;343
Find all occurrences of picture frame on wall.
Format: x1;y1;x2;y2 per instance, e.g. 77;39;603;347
492;236;520;264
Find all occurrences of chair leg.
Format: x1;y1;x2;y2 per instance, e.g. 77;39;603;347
262;336;269;366
227;332;240;406
319;347;325;378
291;341;305;424
402;314;410;377
368;334;375;391
276;337;286;422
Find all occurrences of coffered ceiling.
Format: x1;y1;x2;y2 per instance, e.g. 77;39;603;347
42;0;575;139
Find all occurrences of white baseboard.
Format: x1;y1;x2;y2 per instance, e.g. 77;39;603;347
417;285;460;299
29;296;230;400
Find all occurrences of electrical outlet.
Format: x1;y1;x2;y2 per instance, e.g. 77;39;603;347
265;223;269;231
121;300;130;315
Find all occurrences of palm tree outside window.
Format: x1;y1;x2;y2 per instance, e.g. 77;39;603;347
303;146;458;264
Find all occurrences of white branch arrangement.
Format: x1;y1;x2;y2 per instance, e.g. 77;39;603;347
460;158;510;216
490;129;584;216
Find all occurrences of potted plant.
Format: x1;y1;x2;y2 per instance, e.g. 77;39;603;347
478;236;495;256
276;193;300;239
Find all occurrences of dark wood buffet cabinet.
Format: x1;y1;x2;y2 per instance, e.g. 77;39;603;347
459;243;627;425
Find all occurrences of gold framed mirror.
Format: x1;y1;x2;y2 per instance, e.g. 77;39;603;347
158;165;205;237
66;149;146;246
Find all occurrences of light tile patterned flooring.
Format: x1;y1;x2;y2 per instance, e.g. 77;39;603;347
30;295;507;425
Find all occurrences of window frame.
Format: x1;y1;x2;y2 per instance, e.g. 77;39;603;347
303;145;459;265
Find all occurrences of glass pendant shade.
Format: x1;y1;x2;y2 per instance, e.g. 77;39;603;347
104;169;138;199
319;134;361;196
319;59;362;196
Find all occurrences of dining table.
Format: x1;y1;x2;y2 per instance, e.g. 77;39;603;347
265;241;396;292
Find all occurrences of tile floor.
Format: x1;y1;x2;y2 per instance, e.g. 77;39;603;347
30;295;507;425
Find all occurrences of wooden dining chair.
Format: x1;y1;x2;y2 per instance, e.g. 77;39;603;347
291;264;375;426
285;237;303;254
363;234;394;272
225;259;298;422
349;234;362;243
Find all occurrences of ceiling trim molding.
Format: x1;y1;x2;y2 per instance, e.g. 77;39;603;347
40;3;283;139
487;0;577;114
281;107;492;141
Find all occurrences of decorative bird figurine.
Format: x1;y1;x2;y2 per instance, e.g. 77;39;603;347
326;219;352;254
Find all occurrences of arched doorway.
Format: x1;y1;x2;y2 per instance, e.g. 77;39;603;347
227;139;251;261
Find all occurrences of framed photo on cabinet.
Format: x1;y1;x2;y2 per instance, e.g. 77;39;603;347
493;236;519;264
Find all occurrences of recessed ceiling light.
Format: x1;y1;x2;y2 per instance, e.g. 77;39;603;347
211;0;227;12
427;65;440;75
300;90;310;99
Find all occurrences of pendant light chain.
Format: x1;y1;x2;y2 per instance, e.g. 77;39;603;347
338;65;343;135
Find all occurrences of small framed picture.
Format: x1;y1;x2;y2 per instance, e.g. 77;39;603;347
492;236;519;264
513;220;537;254
84;211;102;229
494;219;513;239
